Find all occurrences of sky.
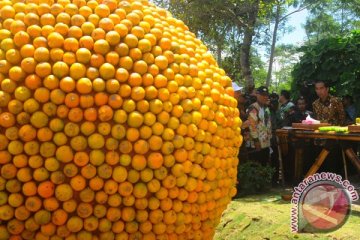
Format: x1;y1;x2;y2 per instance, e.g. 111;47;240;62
268;8;309;83
278;8;309;45
259;7;309;62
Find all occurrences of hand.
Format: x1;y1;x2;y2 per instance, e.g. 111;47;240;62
241;120;250;129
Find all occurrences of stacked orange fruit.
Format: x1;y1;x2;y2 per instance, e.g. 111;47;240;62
0;0;242;239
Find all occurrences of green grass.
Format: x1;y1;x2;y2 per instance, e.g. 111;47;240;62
214;188;360;240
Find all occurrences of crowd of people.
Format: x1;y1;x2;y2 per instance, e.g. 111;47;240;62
233;80;358;183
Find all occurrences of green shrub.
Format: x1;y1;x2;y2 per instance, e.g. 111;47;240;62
237;161;275;195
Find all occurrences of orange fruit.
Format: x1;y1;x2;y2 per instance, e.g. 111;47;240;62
99;63;115;80
6;49;21;65
76;77;92;94
54;22;69;36
147;152;164;169
37;181;55;198
69;62;86;80
63;37;79;52
89;54;104;69
20;44;35;58
105;51;119;65
124;33;138;49
75;48;91;64
93;39;110;55
21;57;37;74
99;17;114;32
154;55;168;70
9;66;26;82
0;1;242;239
79;35;94;49
138;38;152;53
0;112;15;128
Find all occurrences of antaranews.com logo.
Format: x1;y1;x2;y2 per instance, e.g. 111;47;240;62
291;172;359;233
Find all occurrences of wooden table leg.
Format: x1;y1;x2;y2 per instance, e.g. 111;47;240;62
341;149;348;180
344;148;360;173
305;148;330;177
276;135;285;185
294;148;304;181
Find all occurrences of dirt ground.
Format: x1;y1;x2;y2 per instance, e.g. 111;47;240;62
214;187;360;240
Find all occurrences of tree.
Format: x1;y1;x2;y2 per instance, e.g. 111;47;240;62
236;0;262;91
272;44;298;92
264;0;323;87
154;0;267;92
265;0;283;87
304;0;360;43
292;31;360;111
171;0;234;61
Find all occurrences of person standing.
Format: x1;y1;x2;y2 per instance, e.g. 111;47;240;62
312;80;345;125
277;90;295;127
269;92;279;130
246;86;272;164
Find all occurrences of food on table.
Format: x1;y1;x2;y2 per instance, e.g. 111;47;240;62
301;115;320;124
318;126;348;133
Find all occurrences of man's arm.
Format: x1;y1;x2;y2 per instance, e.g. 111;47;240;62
335;98;346;125
247;107;262;150
312;101;318;119
247;107;259;139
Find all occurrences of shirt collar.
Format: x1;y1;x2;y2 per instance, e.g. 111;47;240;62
320;95;332;106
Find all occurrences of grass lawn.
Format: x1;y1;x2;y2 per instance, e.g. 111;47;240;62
214;187;360;240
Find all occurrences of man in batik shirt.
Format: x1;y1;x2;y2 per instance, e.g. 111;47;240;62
247;86;272;164
312;80;347;175
312;80;345;125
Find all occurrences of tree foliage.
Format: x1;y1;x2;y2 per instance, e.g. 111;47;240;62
271;44;298;92
292;31;360;110
304;0;360;43
152;0;269;91
151;0;360;97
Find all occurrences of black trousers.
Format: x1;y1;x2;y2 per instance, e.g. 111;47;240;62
248;147;270;166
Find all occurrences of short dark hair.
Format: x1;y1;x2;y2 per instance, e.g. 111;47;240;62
269;92;279;100
314;80;329;88
296;96;307;104
280;90;291;100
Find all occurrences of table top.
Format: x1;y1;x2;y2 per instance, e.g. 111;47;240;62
276;128;360;141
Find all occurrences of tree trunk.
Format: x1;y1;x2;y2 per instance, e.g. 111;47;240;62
239;0;260;93
217;43;222;67
266;3;281;87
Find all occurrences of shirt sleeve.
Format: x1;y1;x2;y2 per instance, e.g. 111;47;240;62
247;108;259;139
335;98;346;125
312;102;318;119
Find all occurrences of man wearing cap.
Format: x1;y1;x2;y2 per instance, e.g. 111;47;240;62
246;86;272;163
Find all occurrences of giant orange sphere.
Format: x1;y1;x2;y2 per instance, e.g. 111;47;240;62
0;0;242;239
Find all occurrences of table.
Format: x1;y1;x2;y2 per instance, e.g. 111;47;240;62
276;128;360;184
